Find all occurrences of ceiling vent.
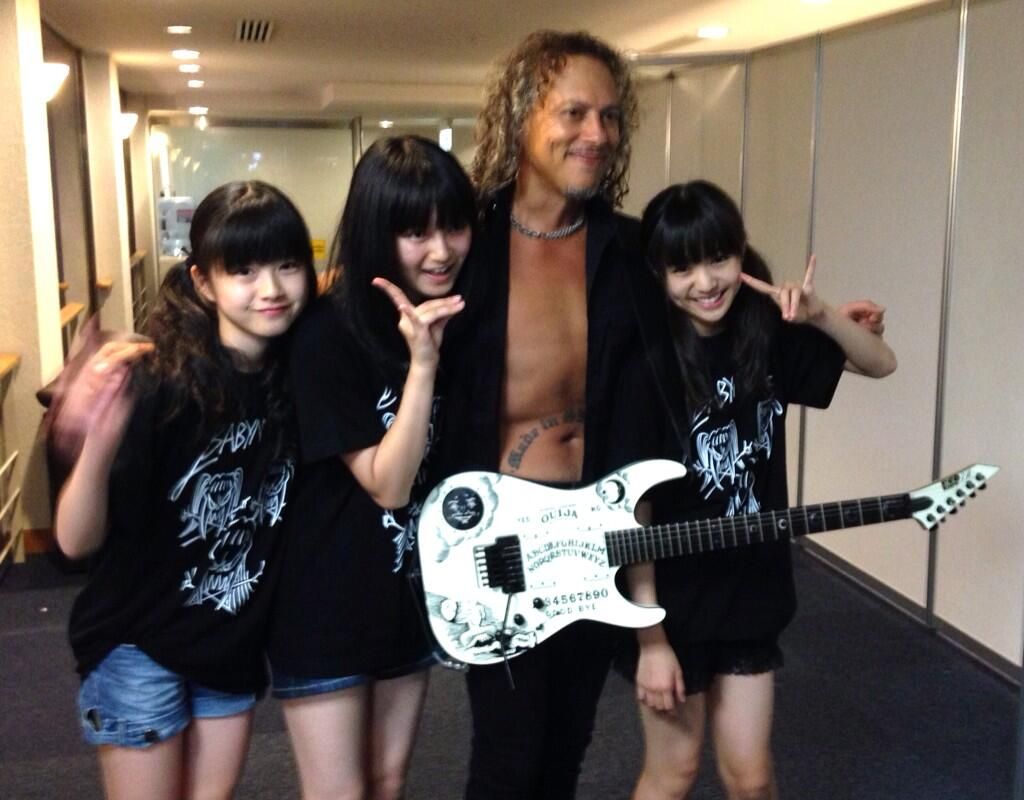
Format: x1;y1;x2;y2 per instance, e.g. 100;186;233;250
235;19;275;44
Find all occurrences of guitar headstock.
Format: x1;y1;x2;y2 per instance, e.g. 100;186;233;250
908;463;999;531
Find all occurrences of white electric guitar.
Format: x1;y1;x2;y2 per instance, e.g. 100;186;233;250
417;460;998;666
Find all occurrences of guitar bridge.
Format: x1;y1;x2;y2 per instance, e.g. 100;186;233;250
475;535;526;594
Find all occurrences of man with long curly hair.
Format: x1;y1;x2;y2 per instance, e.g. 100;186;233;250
445;30;671;800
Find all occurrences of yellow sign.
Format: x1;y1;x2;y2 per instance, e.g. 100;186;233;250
311;239;326;259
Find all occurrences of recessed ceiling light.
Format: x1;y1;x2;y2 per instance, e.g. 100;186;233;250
172;49;200;60
697;25;730;39
188;106;208;115
166;25;192;35
179;64;201;73
187;79;205;88
379;120;394;129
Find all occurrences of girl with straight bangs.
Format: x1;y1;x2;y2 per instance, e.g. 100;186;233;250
621;180;896;800
267;135;476;800
55;180;314;800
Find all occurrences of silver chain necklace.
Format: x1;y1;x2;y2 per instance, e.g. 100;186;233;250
510;211;586;240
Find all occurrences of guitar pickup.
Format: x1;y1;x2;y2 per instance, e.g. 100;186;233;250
475;536;526;594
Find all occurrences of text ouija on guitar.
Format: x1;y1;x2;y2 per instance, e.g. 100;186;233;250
417;459;998;666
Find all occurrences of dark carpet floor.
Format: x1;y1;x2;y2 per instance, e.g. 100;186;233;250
0;548;1016;798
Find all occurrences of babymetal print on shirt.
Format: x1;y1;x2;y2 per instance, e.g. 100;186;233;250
375;386;440;573
169;418;294;615
689;376;783;516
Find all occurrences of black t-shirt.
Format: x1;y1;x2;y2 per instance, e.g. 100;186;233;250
267;296;435;676
650;322;846;643
68;372;295;694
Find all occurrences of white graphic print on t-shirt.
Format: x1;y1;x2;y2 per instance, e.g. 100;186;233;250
171;419;294;614
690;377;783;516
375;386;440;573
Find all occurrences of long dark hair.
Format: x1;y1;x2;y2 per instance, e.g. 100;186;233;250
326;135;477;380
144;180;315;444
642;180;779;414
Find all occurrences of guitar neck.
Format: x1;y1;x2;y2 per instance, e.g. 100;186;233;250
606;492;926;568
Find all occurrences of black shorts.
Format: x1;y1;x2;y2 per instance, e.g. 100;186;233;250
615;635;783;696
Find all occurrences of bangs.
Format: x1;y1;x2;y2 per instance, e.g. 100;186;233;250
389;161;476;234
644;182;746;271
204;201;312;271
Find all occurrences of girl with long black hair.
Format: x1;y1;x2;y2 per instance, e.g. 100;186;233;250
624;180;896;800
267;135;477;800
56;180;315;799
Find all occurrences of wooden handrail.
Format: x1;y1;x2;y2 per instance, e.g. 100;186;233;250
60;302;85;328
0;353;20;381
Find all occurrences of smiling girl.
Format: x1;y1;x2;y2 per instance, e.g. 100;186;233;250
56;181;315;800
623;180;896;800
266;135;476;800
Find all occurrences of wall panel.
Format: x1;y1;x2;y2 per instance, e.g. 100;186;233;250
803;7;960;604
622;78;669;218
935;0;1024;663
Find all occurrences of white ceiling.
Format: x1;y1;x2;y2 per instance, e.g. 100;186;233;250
38;0;942;118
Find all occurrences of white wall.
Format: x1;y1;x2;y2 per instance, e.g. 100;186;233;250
628;0;1024;670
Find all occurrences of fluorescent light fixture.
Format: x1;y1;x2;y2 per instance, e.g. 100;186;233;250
187;79;205;88
379;120;394;129
41;62;70;102
166;25;192;35
697;25;730;39
172;49;200;60
116;112;139;139
195;115;209;131
179;64;201;74
188;106;208;115
439;126;453;152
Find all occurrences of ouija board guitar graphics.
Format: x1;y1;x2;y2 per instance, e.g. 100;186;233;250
417;459;998;666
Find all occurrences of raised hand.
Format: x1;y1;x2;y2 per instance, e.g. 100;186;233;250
837;299;886;336
51;339;154;466
740;254;826;323
372;277;465;367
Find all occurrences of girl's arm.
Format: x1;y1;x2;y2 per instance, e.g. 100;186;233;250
54;341;151;559
626;561;687;713
341;278;465;508
741;255;897;378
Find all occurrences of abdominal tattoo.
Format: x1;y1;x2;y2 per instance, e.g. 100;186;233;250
506;407;584;471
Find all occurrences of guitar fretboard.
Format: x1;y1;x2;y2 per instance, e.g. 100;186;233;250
605;493;919;567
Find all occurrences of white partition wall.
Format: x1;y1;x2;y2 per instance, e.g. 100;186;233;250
743;41;817;285
625;1;1023;674
935;0;1024;665
802;7;961;606
622;79;670;218
668;64;745;202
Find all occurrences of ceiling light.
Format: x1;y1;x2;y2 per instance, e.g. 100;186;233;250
379;120;394;129
697;25;730;39
41;62;70;102
172;49;200;60
166;25;192;35
179;64;201;74
187;79;205;88
439;126;453;152
188;106;208;115
116;112;138;140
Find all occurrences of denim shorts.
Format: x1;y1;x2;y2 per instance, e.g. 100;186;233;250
271;653;435;700
77;644;257;748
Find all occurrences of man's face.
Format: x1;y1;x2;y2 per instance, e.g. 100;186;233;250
519;55;622;201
